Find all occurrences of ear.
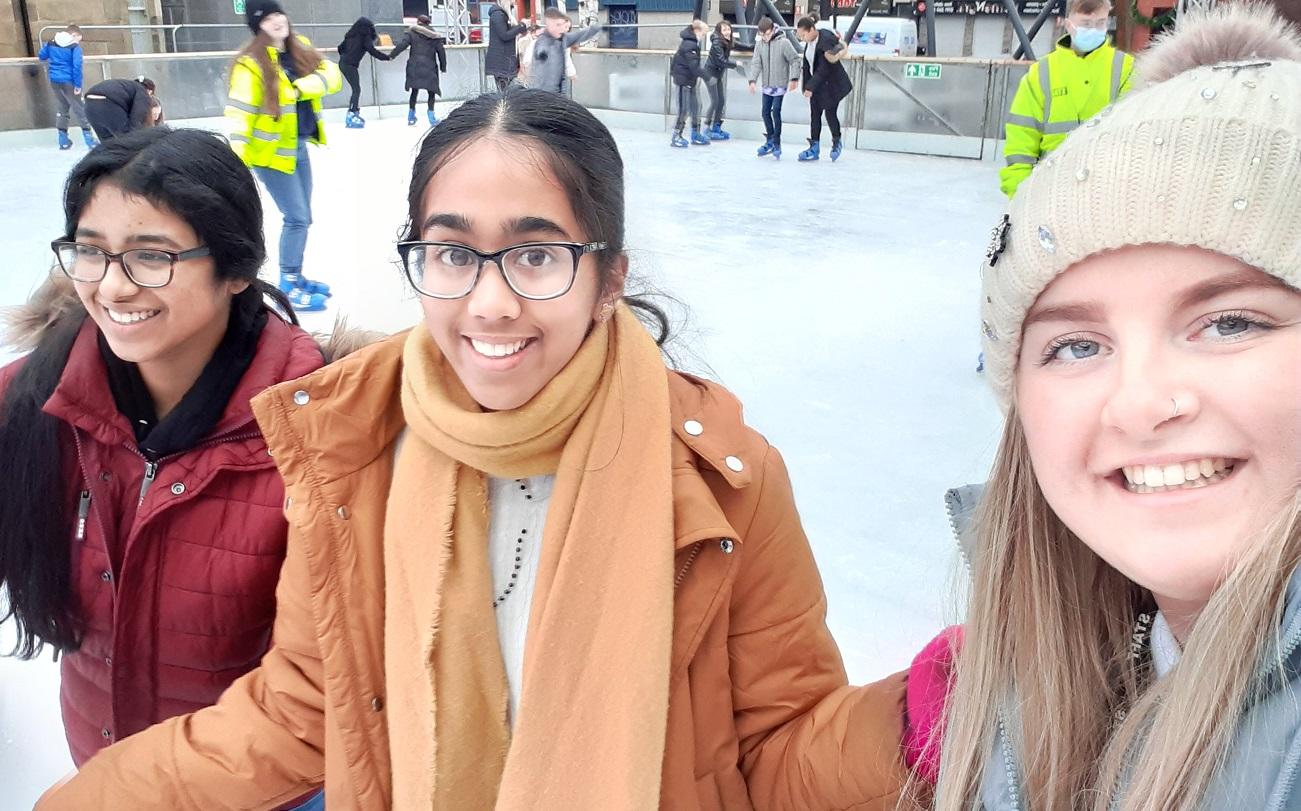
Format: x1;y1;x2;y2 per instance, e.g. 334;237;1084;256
227;278;252;297
593;254;629;319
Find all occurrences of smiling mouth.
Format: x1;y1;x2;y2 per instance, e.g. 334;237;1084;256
105;307;161;325
1118;457;1240;494
467;337;536;359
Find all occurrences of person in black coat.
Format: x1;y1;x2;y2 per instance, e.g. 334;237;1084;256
390;15;448;126
701;21;740;140
796;16;853;162
485;0;528;91
83;76;161;141
669;20;710;148
337;17;391;125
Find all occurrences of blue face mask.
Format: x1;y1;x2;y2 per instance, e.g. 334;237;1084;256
1073;26;1107;53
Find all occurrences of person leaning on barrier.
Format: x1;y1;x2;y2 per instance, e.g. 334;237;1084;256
1000;0;1135;198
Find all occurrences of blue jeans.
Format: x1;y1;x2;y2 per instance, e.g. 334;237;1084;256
761;93;784;145
287;789;325;810
253;144;313;276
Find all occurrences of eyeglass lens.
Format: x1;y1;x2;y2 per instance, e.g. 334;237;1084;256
408;243;577;299
56;244;174;286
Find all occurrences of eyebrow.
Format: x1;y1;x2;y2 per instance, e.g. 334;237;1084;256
1174;269;1292;310
73;228;183;248
1022;301;1106;328
420;213;573;241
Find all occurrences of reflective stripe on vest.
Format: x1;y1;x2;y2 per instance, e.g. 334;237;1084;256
1110;49;1126;102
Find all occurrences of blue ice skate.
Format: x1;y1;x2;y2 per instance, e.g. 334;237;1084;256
690;129;711;146
757;138;775;157
671;133;689;148
83;129;97;148
708;124;731;141
407;108;417;126
428;110;438;127
798;140;820;162
830;139;843;162
58;130;73;150
345;111;364;128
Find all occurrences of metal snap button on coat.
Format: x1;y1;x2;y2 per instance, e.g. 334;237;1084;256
337;506;350;520
683;420;703;436
720;539;735;554
725;456;744;473
100;570;112;582
101;728;112;739
292;390;310;406
170;482;186;496
371;696;384;712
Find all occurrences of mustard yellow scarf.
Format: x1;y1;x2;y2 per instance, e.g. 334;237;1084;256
384;304;674;810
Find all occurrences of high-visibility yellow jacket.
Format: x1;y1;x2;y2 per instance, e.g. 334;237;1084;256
225;36;342;175
1000;36;1134;198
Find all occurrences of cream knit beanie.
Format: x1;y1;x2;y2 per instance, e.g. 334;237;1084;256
980;3;1301;408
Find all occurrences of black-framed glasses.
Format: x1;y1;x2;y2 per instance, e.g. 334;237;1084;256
396;240;608;301
51;240;212;288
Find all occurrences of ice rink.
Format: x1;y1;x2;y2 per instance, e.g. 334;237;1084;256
0;107;1007;807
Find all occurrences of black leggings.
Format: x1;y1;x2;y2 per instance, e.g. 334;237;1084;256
704;75;726;127
409;89;435;111
674;83;700;133
341;63;362;112
809;96;842;143
84;98;132;141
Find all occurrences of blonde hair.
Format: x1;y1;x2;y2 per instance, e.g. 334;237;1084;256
1066;0;1109;16
928;410;1301;811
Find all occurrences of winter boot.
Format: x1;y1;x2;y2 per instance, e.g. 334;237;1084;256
427;110;438;127
671;132;689;148
830;138;844;162
57;130;73;150
756;138;775;157
284;288;329;313
708;123;731;141
82;129;97;148
407;108;417;126
690;129;711;146
345;111;364;128
798;140;821;162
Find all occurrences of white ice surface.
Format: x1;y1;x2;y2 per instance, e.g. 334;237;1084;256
0;111;1006;808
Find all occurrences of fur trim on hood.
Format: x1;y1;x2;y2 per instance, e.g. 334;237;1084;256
1140;2;1301;85
53;31;77;47
410;25;445;39
2;274;386;364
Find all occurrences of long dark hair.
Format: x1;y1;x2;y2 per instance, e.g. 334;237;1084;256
341;16;378;48
0;127;293;658
401;87;672;344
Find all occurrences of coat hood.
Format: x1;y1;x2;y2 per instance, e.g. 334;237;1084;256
680;27;699;43
54;31;77;47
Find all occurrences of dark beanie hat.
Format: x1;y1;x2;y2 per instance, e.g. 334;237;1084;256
246;0;286;33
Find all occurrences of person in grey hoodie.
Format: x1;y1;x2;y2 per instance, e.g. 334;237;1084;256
525;8;600;94
746;16;800;159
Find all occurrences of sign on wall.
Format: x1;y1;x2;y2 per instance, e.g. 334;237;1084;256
233;0;245;13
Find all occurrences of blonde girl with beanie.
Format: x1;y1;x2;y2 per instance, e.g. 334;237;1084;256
38;87;915;811
900;5;1301;809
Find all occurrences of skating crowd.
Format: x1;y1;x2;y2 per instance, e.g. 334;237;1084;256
8;3;1301;810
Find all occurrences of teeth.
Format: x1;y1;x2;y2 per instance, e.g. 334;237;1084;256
469;338;530;358
1120;457;1237;492
106;309;160;325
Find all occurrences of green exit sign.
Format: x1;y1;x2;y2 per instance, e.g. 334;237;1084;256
233;0;245;13
905;63;942;79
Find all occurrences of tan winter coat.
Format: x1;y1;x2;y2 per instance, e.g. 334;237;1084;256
41;331;910;810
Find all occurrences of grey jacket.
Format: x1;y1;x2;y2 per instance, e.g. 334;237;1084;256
525;24;600;93
746;33;800;90
946;485;1301;811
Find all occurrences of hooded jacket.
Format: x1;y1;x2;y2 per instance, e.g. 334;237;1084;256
526;22;600;93
0;284;325;770
485;4;528;78
703;27;739;80
83;79;153;130
39;32;83;87
42;330;914;811
747;32;801;90
671;27;706;87
388;25;447;93
336;18;390;68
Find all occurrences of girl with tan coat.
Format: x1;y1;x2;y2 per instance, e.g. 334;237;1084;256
39;88;912;810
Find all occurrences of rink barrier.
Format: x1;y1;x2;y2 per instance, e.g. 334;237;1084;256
0;46;1029;159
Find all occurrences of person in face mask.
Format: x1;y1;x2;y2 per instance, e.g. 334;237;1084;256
999;0;1134;198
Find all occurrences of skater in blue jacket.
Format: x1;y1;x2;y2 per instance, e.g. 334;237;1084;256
39;25;96;150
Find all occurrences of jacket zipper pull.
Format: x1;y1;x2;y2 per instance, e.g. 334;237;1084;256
76;490;91;540
138;460;159;506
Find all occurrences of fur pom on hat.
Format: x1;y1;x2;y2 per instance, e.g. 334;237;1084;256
979;2;1301;408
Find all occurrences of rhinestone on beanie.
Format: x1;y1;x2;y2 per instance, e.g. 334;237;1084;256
1233;198;1248;211
1201;87;1217;100
1075;167;1090;182
1153;136;1165;146
1037;226;1057;253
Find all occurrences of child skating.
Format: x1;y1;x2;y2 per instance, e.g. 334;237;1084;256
796;15;852;162
747;17;800;159
669;20;710;148
337;17;390;128
701;21;740;140
38;25;95;150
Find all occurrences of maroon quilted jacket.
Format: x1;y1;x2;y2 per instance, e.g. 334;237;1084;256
0;311;323;766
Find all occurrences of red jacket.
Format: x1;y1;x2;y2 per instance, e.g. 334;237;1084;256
1;313;322;765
